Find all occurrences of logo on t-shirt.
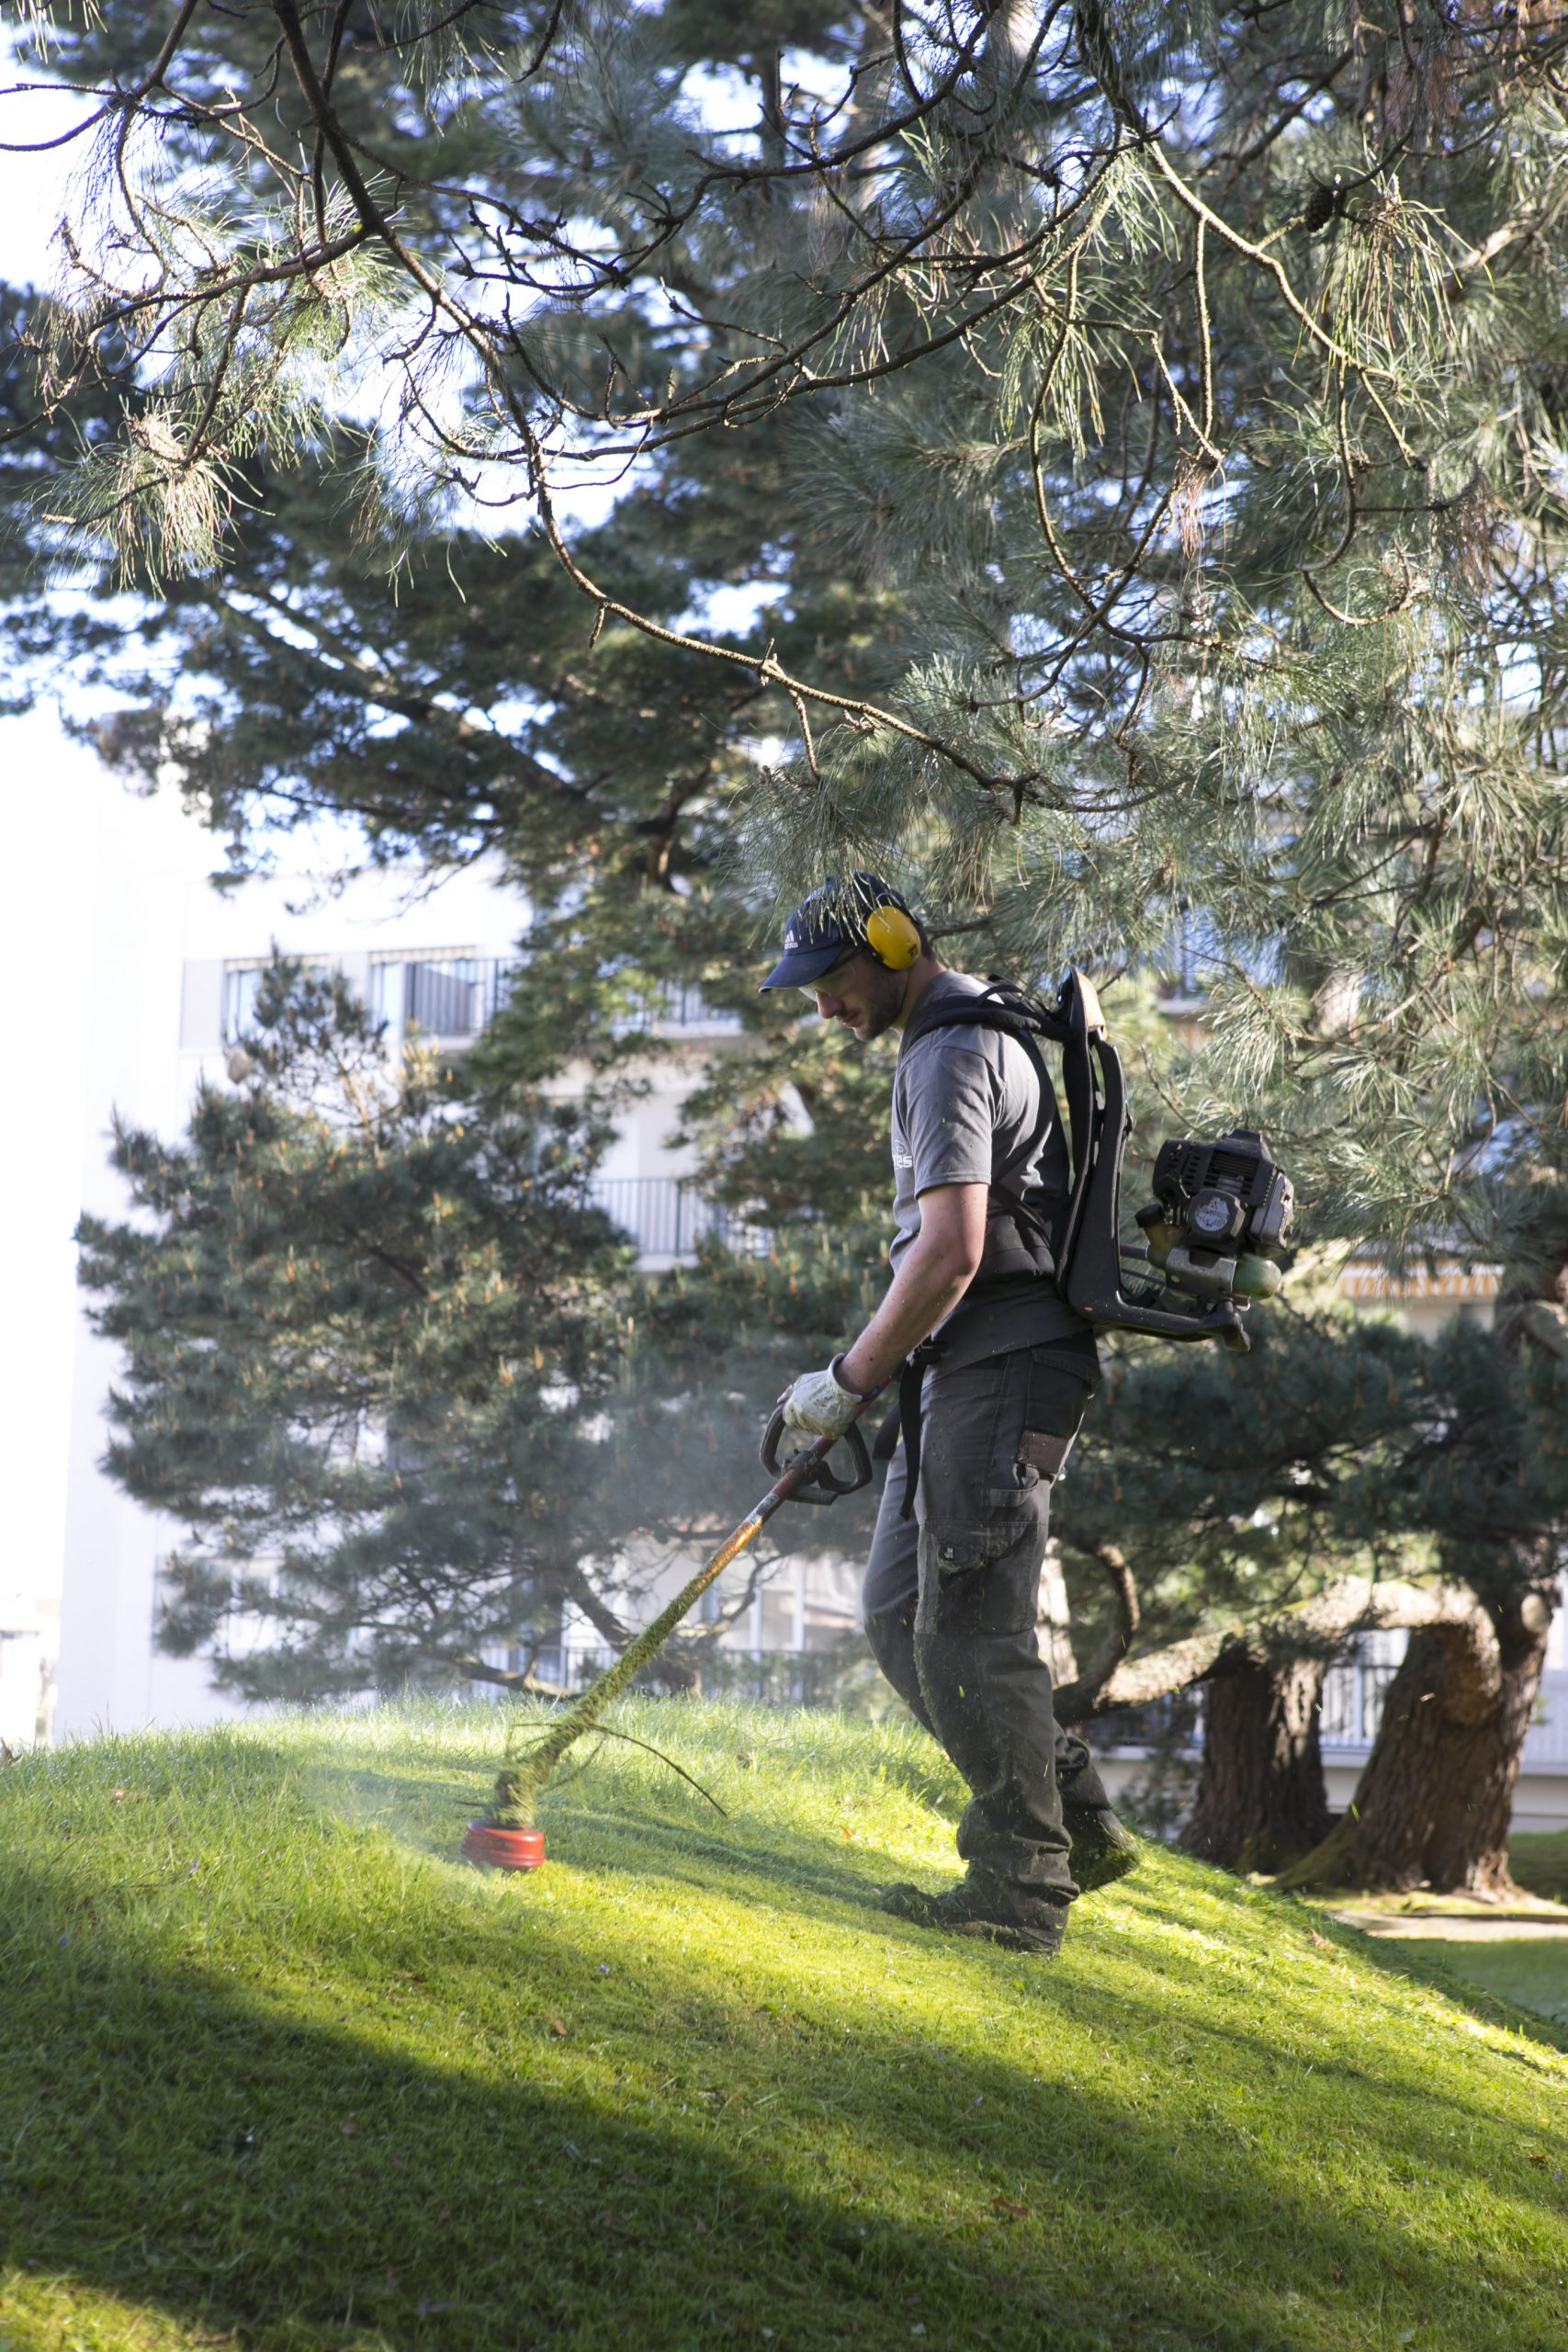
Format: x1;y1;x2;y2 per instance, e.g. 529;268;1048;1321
891;1148;914;1168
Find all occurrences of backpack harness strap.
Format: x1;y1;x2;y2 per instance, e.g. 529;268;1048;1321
892;977;1099;1519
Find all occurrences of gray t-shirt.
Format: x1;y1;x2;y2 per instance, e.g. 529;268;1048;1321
890;970;1090;1368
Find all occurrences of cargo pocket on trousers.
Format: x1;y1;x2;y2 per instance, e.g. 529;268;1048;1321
931;1526;998;1576
929;1527;1040;1635
934;1482;1038;1574
1019;1427;1076;1483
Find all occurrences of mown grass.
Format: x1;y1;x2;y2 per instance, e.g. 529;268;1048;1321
1;1699;1565;2352
1381;1939;1568;2032
1512;1827;1568;1905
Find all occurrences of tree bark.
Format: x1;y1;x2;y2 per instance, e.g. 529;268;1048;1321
1179;1652;1333;1873
1278;1581;1557;1897
1054;1564;1503;1881
1054;1573;1496;1721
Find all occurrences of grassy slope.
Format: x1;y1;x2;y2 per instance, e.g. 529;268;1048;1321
1513;1829;1568;1904
1;1702;1565;2352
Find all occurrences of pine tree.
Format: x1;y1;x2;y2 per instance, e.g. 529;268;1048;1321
14;3;1565;1266
76;960;878;1700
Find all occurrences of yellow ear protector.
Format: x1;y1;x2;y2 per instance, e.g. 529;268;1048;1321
864;903;921;971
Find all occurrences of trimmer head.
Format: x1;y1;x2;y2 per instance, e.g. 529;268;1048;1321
462;1821;547;1870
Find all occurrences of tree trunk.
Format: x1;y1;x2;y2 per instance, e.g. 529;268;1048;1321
1053;1562;1502;1882
1180;1654;1333;1873
1279;1582;1556;1897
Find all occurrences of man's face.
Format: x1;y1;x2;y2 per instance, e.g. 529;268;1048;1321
803;949;907;1042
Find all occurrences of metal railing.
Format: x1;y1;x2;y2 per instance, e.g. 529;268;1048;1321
1320;1656;1404;1751
374;957;519;1039
586;1174;770;1260
611;984;742;1034
225;960;739;1047
1318;1657;1568;1769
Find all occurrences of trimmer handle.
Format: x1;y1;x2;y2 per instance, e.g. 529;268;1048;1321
761;1406;874;1505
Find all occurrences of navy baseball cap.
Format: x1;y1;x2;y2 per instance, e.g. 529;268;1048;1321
760;871;915;990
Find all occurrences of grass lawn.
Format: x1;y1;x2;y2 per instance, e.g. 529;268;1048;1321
1512;1829;1568;1905
2;1700;1565;2352
1379;1939;1568;2032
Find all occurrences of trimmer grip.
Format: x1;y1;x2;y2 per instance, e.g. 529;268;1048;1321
1219;1311;1252;1355
761;1407;873;1504
819;1419;873;1494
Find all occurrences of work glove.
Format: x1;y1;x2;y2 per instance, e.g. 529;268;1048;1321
780;1356;865;1441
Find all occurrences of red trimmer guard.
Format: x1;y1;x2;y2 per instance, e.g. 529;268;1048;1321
462;1821;547;1871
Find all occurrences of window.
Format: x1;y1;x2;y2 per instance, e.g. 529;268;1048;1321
221;966;265;1043
371;956;497;1038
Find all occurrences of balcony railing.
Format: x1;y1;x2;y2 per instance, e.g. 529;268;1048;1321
586;1175;770;1260
1320;1655;1403;1751
1320;1656;1568;1767
224;959;741;1047
610;984;742;1035
373;957;519;1039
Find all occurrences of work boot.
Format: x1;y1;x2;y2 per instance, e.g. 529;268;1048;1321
877;1869;1068;1957
1063;1797;1140;1894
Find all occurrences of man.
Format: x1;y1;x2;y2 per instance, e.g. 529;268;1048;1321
762;873;1137;1959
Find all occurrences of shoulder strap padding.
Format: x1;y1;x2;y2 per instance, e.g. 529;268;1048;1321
902;973;1102;1208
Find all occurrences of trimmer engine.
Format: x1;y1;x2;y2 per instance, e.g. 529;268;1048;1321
1135;1129;1294;1307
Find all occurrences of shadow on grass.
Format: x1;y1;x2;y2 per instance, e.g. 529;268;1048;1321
4;1819;1567;2352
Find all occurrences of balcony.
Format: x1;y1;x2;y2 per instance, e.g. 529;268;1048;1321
371;957;518;1040
609;983;742;1036
219;958;743;1050
1320;1652;1568;1770
373;965;741;1044
1319;1651;1403;1753
586;1175;770;1261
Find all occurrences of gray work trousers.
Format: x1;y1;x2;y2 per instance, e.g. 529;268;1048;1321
862;1343;1108;1902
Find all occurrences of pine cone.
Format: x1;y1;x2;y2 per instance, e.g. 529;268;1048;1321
1303;181;1341;233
